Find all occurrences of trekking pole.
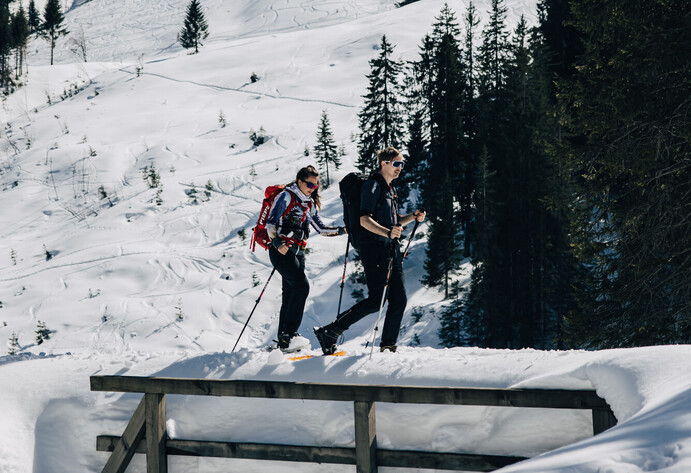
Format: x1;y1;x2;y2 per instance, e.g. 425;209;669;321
402;219;420;260
336;237;351;318
231;267;276;353
368;229;400;359
367;212;424;358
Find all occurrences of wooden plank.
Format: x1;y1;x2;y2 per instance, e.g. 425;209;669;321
592;407;617;435
354;401;377;473
100;396;146;473
97;436;527;471
145;393;167;473
98;436;356;464
377;449;527;471
166;439;356;464
91;376;610;410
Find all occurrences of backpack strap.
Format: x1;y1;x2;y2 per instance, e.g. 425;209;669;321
281;189;298;217
361;176;396;244
365;176;388;222
284;188;312;223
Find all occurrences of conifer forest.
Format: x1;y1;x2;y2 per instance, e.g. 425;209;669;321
355;0;690;350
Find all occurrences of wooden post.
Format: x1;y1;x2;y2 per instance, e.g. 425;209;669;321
101;396;146;473
354;401;377;473
145;393;167;473
592;407;617;435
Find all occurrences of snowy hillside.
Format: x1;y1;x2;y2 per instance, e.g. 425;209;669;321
1;1;690;472
2;0;538;366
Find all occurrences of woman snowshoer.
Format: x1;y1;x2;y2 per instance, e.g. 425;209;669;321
266;165;347;352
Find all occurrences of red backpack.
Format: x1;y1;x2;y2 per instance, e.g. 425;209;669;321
250;185;308;251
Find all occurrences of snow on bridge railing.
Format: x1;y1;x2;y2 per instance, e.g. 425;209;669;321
90;375;617;473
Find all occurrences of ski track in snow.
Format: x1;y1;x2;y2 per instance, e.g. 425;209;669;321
116;67;357;108
29;0;399;65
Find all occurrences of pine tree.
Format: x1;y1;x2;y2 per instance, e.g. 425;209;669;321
463;2;480;108
41;0;68;65
409;34;436;147
477;0;510;96
448;145;501;347
11;5;29;80
178;0;209;54
536;0;587;346
474;0;511;288
422;170;458;297
8;332;19;355
313;110;339;187
475;0;510;171
502;17;541;348
558;0;691;347
404;108;428;191
461;2;481;254
356;35;405;174
400;39;432;205
428;3;465;196
473;15;515;348
28;0;40;33
436;4;473;257
35;321;51;345
0;1;11;87
537;0;583;88
421;4;466;294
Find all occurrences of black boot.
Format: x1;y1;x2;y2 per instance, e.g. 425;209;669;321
314;322;344;355
275;332;291;351
274;332;310;353
379;344;397;353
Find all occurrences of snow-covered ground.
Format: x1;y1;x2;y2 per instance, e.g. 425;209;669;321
1;1;689;472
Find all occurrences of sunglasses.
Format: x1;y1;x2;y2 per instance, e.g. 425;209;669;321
385;160;405;169
302;180;319;189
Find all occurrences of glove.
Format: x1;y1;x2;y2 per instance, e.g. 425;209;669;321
337;226;348;235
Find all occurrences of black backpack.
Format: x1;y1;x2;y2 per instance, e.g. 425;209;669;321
340;172;381;250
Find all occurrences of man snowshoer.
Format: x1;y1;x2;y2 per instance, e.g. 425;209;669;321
267;165;347;352
314;147;426;354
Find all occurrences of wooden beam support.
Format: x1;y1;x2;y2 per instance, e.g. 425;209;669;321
96;436;527;471
100;396;146;473
376;449;527;471
354;401;377;473
91;376;611;410
592;407;617;435
98;436;357;464
145;393;167;473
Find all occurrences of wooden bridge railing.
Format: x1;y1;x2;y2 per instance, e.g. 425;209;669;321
90;375;617;473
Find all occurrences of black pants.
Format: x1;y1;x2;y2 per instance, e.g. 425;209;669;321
336;241;407;346
269;246;309;336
